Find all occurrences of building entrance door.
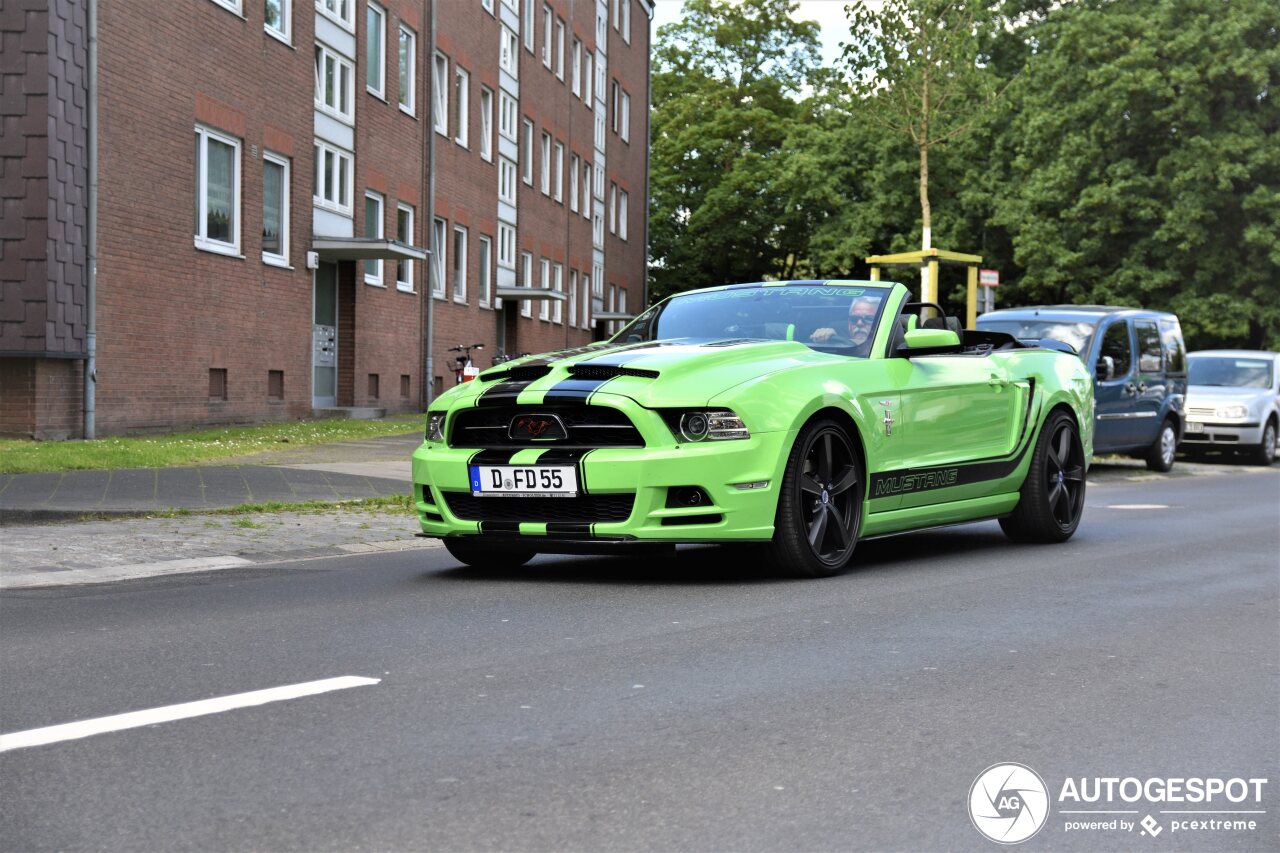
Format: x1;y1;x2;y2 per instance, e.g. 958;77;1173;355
313;262;338;408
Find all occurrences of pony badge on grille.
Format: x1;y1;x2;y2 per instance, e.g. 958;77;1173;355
509;413;568;441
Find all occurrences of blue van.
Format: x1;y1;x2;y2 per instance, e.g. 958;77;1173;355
976;306;1187;471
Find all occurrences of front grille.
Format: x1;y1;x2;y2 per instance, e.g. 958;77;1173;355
443;491;635;523
483;365;552;383
1188;407;1217;416
450;405;643;448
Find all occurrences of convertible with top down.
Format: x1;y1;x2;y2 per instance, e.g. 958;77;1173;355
412;280;1094;577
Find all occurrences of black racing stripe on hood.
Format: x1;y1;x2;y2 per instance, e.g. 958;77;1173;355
540;376;615;404
518;341;625;367
475;379;537;407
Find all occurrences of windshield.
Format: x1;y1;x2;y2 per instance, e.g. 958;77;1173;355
613;284;892;356
1188;357;1274;388
976;319;1096;356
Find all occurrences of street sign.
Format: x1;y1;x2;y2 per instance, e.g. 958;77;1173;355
979;268;999;287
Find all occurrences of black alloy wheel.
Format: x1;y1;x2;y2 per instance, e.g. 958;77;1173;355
1000;410;1087;543
769;419;863;577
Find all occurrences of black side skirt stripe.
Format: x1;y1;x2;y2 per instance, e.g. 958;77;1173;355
479;521;521;534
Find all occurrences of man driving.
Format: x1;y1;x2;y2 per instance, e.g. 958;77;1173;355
809;295;882;356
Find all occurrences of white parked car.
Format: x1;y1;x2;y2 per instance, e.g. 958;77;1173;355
1182;350;1279;465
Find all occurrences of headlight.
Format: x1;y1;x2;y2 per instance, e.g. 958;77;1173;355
674;409;749;442
426;412;446;442
1215;404;1248;420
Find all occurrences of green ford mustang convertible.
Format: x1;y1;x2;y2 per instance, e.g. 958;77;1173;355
413;280;1094;577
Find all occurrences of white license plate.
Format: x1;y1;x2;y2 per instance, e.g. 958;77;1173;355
1186;422;1205;434
469;465;578;497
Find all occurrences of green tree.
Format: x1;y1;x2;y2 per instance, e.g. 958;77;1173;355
996;0;1280;348
649;0;821;300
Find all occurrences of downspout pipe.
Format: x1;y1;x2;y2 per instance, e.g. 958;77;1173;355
642;3;652;311
423;0;437;407
84;0;98;439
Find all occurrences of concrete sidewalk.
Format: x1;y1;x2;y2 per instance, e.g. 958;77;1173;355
0;433;422;524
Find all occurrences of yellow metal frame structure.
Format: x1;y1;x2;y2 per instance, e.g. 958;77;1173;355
866;248;983;329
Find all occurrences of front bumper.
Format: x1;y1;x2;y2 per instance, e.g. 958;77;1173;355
1181;419;1264;448
412;397;793;546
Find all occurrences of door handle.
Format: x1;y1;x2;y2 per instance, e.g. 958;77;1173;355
1124;382;1137;396
988;374;1009;389
1137;382;1148;394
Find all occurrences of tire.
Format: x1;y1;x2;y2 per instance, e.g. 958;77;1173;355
1144;417;1178;472
1250;419;1277;467
443;538;536;570
766;419;863;578
1000;410;1087;543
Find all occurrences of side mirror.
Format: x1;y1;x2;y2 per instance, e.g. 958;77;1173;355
901;328;960;350
1096;355;1115;382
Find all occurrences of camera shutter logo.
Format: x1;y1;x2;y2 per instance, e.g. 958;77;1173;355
969;763;1050;844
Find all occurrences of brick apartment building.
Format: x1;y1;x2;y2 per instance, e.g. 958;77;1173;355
0;0;651;438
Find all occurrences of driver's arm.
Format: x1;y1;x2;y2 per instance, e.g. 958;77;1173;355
809;326;837;343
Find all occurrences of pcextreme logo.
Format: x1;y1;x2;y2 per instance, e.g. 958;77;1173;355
969;763;1050;844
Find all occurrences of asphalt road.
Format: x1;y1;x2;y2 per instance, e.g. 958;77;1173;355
2;469;1277;852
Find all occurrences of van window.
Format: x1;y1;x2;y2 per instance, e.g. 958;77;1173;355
1159;319;1186;374
1098;322;1132;377
1135;321;1163;373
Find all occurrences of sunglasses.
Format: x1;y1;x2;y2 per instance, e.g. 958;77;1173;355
847;315;874;325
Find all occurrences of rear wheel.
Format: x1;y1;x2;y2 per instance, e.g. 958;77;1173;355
1250;419;1277;466
766;419;863;578
1000;410;1087;543
1144;417;1177;472
443;538;536;570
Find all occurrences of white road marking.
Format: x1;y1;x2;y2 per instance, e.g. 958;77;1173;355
0;676;380;752
1104;504;1171;510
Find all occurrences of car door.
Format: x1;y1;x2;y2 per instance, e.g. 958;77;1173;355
1132;319;1168;444
1093;319;1138;451
885;354;1027;508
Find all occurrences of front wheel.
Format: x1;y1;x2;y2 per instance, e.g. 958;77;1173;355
1250;420;1277;466
766;419;863;578
1145;417;1178;472
1000;410;1087;543
443;538;536;570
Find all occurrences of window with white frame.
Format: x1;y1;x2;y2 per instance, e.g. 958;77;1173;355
592;262;603;296
611;80;620;132
479;86;493;161
569;154;579;211
596;7;606;45
498;222;515;268
593;209;603;248
210;0;242;15
622;0;631;42
539;132;551;195
498;156;517;205
432;52;448;133
539;257;550;320
619;189;628;240
594;110;605;149
553;141;564;202
482;0;494;12
265;0;291;42
500;26;518;76
366;3;384;95
478;235;492;306
552;263;563;323
611;0;619;29
520;252;533;317
594;162;604;199
583;53;593;104
498;92;517;140
522;0;534;51
571;39;581;95
620;90;630;142
399;25;416;114
313;140;352;214
568;270;578;327
262;152;289;265
317;0;353;30
582;275;591;326
363;191;383;284
453;67;469;147
596;51;606;96
430;215;446;296
452;225;468;302
555;19;565;79
541;5;552;68
521;119;534;184
315;43;354;123
619;289;627;330
501;0;515;7
581;162;591;218
609;182;617;234
195;125;240;254
397;203;415;291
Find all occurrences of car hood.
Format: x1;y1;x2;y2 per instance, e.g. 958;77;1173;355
445;338;827;408
1186;385;1274;406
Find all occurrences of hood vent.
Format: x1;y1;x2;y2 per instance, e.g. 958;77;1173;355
567;365;660;380
483;364;552;383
